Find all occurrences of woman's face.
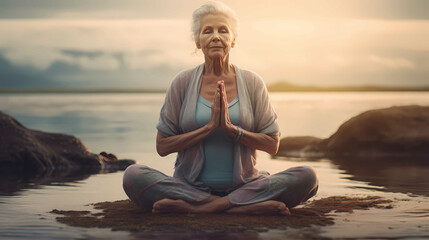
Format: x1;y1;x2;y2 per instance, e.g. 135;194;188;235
196;13;236;60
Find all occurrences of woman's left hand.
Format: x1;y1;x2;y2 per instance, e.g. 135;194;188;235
219;80;279;154
219;81;237;137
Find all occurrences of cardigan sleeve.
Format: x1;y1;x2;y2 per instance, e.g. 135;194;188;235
156;70;192;137
244;70;280;136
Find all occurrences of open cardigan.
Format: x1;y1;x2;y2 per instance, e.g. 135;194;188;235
156;64;279;190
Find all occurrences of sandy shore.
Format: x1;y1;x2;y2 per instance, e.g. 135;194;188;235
51;196;393;232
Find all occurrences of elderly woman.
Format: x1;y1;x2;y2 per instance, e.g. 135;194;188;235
123;1;318;215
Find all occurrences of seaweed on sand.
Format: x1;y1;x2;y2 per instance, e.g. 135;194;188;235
50;196;393;232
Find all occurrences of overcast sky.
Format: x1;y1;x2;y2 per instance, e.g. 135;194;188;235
0;0;428;89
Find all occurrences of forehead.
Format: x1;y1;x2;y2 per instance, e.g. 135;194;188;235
200;13;232;29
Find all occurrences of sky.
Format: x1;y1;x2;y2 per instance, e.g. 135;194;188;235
0;0;428;90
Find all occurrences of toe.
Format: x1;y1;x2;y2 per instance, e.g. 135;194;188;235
280;205;291;216
284;207;291;216
276;202;286;210
152;202;162;211
277;203;291;216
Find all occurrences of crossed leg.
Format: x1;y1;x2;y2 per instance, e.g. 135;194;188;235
124;165;317;216
152;196;290;215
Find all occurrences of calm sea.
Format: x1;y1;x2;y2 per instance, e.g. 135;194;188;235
1;92;429;239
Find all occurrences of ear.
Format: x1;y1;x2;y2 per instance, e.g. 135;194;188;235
231;37;236;48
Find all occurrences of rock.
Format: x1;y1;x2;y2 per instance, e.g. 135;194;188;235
277;136;324;158
276;105;429;158
0;111;135;173
325;105;429;156
276;105;429;197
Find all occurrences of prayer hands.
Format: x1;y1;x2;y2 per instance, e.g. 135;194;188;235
219;80;236;136
208;80;237;136
208;80;237;137
208;81;222;132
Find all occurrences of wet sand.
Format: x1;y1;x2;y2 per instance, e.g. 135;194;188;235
51;196;393;232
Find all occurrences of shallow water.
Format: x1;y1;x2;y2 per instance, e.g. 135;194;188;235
1;92;429;239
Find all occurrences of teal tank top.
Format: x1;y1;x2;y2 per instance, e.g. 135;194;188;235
196;94;240;191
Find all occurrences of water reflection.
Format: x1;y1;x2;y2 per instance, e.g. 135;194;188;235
130;229;261;240
0;168;121;195
329;156;429;197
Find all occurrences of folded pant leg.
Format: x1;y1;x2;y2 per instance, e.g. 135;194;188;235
228;166;318;208
274;166;319;208
122;164;210;209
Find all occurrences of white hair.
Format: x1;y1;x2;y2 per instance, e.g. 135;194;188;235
191;1;240;43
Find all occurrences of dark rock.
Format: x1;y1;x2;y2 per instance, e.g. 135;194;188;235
325;105;429;156
0;111;135;173
276;105;429;158
275;105;429;197
277;136;324;158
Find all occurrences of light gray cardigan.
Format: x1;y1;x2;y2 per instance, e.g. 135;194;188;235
156;64;279;190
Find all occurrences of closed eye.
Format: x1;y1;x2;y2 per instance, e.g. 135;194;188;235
203;27;213;34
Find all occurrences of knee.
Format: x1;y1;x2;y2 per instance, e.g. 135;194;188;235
123;164;137;190
123;164;140;178
122;164;148;190
281;165;318;190
300;166;318;189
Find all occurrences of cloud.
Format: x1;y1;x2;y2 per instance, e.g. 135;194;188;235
0;53;61;89
0;51;181;90
1;0;429;20
0;0;201;19
368;55;415;69
0;17;428;89
45;60;82;75
0;19;200;72
59;49;120;70
232;19;429;86
61;49;104;59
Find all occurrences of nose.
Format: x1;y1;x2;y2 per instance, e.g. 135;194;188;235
212;32;220;42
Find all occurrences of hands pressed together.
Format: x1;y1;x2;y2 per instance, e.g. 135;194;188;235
157;79;279;157
207;80;237;138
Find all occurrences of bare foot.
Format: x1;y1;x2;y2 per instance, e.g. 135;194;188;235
226;200;291;215
152;199;194;213
191;195;221;205
152;196;233;214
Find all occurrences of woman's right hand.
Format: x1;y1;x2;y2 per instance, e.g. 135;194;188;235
156;82;223;156
156;82;223;157
207;81;222;132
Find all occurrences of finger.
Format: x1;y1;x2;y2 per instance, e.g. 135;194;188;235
212;90;218;108
219;91;223;109
213;88;219;101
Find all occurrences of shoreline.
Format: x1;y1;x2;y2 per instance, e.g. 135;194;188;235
51;196;393;233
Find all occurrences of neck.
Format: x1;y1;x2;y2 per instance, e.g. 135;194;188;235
204;56;232;76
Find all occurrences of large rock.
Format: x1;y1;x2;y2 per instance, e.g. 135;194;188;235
276;105;429;158
0;111;135;173
277;136;325;158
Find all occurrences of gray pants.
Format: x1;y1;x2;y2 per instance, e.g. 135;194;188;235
123;164;318;210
